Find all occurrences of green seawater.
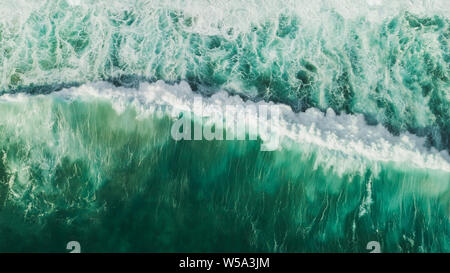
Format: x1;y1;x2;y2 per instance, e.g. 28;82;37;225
0;0;449;253
0;94;448;252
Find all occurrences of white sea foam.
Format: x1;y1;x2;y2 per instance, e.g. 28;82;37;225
3;0;448;25
4;80;441;173
1;0;448;152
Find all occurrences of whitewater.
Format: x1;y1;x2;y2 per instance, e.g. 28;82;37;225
2;81;448;173
1;0;449;150
0;0;449;253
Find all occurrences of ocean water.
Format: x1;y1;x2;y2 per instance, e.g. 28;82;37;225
0;0;449;252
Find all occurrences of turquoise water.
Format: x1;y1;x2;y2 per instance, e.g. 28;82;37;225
0;0;449;252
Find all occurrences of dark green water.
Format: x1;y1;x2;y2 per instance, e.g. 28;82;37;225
0;91;448;252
